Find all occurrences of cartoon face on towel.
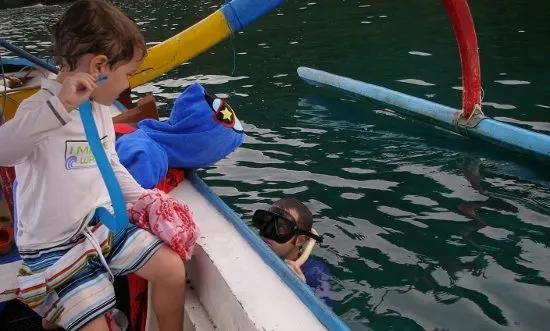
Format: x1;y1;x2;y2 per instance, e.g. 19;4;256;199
205;93;244;133
136;82;245;170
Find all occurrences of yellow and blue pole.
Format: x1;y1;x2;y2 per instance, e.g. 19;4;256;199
130;0;285;87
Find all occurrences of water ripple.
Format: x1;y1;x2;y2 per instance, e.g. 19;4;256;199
396;79;436;86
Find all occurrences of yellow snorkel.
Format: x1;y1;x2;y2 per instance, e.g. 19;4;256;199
295;228;320;267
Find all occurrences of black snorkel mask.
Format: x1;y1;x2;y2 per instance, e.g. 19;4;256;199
252;206;323;244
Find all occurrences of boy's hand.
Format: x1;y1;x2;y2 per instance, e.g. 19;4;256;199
285;259;306;282
57;73;98;112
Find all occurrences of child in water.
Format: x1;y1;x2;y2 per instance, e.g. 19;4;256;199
252;198;332;307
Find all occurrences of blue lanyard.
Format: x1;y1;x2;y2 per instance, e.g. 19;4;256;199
79;100;128;232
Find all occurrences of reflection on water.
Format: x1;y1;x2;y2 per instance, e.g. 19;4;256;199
396;79;436;87
2;0;550;330
494;117;550;132
494;80;531;86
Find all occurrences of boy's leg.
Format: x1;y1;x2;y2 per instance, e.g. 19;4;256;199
80;315;109;331
134;245;186;331
42;318;61;330
41;313;110;331
107;225;185;331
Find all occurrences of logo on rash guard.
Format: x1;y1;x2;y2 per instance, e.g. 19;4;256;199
65;137;108;170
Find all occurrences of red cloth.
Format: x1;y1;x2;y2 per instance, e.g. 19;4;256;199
127;273;149;331
114;123;138;135
156;169;185;193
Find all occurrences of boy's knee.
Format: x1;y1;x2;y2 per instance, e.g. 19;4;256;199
159;247;186;287
167;262;186;288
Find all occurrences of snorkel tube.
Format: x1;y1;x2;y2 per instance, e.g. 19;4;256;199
295;228;320;267
79;99;128;232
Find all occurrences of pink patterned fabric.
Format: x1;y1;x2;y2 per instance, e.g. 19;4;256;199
127;189;199;260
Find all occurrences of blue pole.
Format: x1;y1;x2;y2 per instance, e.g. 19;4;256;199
0;38;58;74
297;67;550;163
221;0;285;32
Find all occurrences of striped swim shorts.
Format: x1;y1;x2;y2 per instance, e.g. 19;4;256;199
17;221;162;331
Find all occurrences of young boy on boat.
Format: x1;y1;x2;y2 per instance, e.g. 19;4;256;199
0;1;194;330
252;198;332;307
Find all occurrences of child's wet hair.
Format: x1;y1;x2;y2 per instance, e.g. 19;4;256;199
50;0;146;71
273;198;313;231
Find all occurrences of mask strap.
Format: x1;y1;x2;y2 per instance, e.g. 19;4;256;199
268;206;295;223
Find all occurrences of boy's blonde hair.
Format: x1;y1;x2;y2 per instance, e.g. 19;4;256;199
50;0;146;71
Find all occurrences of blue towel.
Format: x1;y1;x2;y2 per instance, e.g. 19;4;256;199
138;82;245;169
115;82;245;188
115;129;168;189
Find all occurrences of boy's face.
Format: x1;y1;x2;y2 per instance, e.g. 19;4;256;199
260;208;305;260
91;49;143;105
262;234;297;260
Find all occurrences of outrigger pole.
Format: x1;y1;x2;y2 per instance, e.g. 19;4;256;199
298;0;550;163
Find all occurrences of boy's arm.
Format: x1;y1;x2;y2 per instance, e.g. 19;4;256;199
0;73;98;166
0;96;72;166
109;147;147;204
102;104;146;203
104;119;145;203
